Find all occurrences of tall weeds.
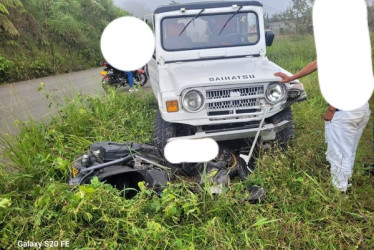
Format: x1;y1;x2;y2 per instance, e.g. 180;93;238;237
0;36;373;249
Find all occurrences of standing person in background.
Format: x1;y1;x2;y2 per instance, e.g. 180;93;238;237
126;71;135;92
274;61;371;192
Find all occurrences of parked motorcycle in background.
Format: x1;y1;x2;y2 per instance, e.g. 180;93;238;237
101;62;148;91
132;67;148;86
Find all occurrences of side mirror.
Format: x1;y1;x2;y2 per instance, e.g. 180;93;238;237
265;31;275;46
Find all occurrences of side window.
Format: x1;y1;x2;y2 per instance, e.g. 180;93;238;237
247;13;258;43
144;16;156;58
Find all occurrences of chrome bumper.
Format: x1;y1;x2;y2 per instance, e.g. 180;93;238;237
168;120;290;142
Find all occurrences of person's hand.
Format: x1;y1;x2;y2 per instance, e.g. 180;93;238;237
323;109;335;121
274;72;293;83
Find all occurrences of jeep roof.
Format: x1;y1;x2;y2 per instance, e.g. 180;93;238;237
154;1;263;14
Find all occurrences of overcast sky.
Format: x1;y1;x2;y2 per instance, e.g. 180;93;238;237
113;0;293;17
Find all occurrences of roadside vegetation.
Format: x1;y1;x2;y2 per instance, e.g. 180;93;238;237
0;35;373;249
0;0;125;83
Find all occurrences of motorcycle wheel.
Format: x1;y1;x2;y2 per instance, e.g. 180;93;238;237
102;74;119;92
133;72;148;86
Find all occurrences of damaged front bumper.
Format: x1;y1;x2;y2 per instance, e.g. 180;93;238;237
168;120;290;142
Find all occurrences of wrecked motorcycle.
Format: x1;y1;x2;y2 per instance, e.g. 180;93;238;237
69;141;265;202
69;142;169;198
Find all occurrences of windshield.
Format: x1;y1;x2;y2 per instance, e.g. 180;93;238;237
161;12;259;51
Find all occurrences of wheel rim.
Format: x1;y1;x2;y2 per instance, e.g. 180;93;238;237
134;74;146;86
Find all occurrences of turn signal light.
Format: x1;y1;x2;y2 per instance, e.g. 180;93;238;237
72;167;79;178
166;100;179;112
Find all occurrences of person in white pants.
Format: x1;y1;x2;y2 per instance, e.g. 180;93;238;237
274;61;371;192
324;105;370;191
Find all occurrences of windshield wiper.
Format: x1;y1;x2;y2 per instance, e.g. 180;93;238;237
179;8;205;36
218;5;243;35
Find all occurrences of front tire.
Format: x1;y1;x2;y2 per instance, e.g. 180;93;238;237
268;107;295;149
153;110;177;156
153;110;196;175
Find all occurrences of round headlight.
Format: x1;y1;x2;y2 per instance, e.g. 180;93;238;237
182;90;204;112
266;83;286;104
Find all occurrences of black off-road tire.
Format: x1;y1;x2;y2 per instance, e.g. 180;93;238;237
153;110;177;157
153;110;198;176
268;107;295;150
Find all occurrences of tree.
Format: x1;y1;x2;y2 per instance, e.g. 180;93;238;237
0;0;23;36
290;0;313;34
40;0;57;28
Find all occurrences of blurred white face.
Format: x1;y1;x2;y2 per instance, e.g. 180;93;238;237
185;19;209;43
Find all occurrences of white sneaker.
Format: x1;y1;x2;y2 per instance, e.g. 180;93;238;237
128;88;138;92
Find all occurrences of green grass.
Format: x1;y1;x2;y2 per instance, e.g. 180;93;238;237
0;35;373;249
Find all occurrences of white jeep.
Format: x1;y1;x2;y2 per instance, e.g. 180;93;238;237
146;1;306;158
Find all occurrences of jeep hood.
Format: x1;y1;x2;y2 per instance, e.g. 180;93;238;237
158;57;295;94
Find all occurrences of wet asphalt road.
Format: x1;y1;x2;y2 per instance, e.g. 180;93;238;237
0;67;104;135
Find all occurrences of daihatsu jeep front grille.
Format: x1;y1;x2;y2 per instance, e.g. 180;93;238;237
206;86;264;100
205;86;264;116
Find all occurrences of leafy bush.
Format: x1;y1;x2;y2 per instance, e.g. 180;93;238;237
0;0;126;82
49;14;84;46
0;56;14;82
29;59;54;78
